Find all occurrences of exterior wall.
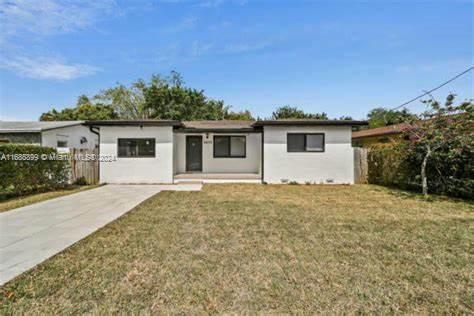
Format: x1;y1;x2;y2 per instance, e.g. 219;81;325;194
41;125;98;149
263;125;354;184
0;132;41;145
99;126;174;184
174;132;261;174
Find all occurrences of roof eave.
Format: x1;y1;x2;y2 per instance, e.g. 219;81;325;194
41;122;85;131
174;127;261;133
0;129;42;133
352;130;403;139
84;120;183;127
253;120;369;127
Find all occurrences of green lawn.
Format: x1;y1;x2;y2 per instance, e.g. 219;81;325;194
1;184;472;313
0;185;101;213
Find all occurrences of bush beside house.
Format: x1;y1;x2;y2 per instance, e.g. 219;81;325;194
368;142;473;200
0;144;70;199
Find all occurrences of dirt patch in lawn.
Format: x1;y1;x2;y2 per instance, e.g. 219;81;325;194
1;184;472;313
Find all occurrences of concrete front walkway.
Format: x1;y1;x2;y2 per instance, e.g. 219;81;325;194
0;184;202;285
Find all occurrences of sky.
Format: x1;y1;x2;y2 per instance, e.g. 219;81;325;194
0;0;472;121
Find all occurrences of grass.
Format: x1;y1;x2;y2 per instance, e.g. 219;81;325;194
0;184;472;313
0;185;101;213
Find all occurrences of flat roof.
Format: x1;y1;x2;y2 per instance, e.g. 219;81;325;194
86;119;369;130
253;119;368;127
85;120;182;127
7;119;369;132
0;121;84;133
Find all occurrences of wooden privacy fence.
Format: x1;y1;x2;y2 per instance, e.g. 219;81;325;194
354;147;369;184
69;148;99;184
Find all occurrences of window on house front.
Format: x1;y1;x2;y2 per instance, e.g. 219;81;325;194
213;136;246;158
57;140;68;148
287;133;325;152
118;138;155;158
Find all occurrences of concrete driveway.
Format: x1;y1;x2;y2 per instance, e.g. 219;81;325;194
0;184;201;285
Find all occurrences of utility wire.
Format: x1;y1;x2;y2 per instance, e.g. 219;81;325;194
391;66;473;110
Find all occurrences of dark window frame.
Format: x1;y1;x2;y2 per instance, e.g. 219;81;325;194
117;138;156;158
287;133;325;152
213;135;247;158
57;140;68;148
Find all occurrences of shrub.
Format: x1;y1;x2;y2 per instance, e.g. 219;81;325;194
368;142;473;200
368;143;418;191
0;144;70;199
74;176;88;186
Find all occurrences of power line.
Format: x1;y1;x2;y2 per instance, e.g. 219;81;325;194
391;66;474;111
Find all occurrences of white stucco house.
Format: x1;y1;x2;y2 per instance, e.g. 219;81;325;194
0;121;98;150
85;119;367;184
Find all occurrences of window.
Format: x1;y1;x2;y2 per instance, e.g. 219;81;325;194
213;136;246;158
287;133;324;152
57;140;68;148
118;138;155;158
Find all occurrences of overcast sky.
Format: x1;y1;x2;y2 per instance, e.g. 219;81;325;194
0;0;472;121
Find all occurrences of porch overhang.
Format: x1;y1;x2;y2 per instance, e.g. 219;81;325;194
174;128;261;133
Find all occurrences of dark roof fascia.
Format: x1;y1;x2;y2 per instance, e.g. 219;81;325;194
174;127;261;133
84;120;182;127
253;120;368;127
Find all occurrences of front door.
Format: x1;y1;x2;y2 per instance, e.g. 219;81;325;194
186;136;202;172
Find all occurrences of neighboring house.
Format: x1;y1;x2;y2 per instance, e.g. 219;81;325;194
0;121;98;149
85;119;367;184
352;123;412;147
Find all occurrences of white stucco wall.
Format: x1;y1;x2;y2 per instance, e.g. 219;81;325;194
99;126;174;184
174;133;261;174
263;125;354;184
41;125;98;149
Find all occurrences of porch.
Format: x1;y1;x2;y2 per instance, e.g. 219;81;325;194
174;172;262;184
173;126;262;182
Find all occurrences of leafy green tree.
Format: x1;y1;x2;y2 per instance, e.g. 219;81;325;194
405;94;473;197
338;115;354;120
367;107;417;128
40;72;254;121
95;72;251;121
141;74;230;120
73;102;118;121
95;80;149;119
271;106;328;120
224;109;254;120
39;95;118;121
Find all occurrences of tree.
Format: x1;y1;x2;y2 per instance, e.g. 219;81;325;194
338;115;354;120
95;80;150;119
405;94;473;197
271;106;328;120
39;95;118;121
94;72;252;121
142;74;230;120
39;72;257;121
367;107;417;128
224;109;254;120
